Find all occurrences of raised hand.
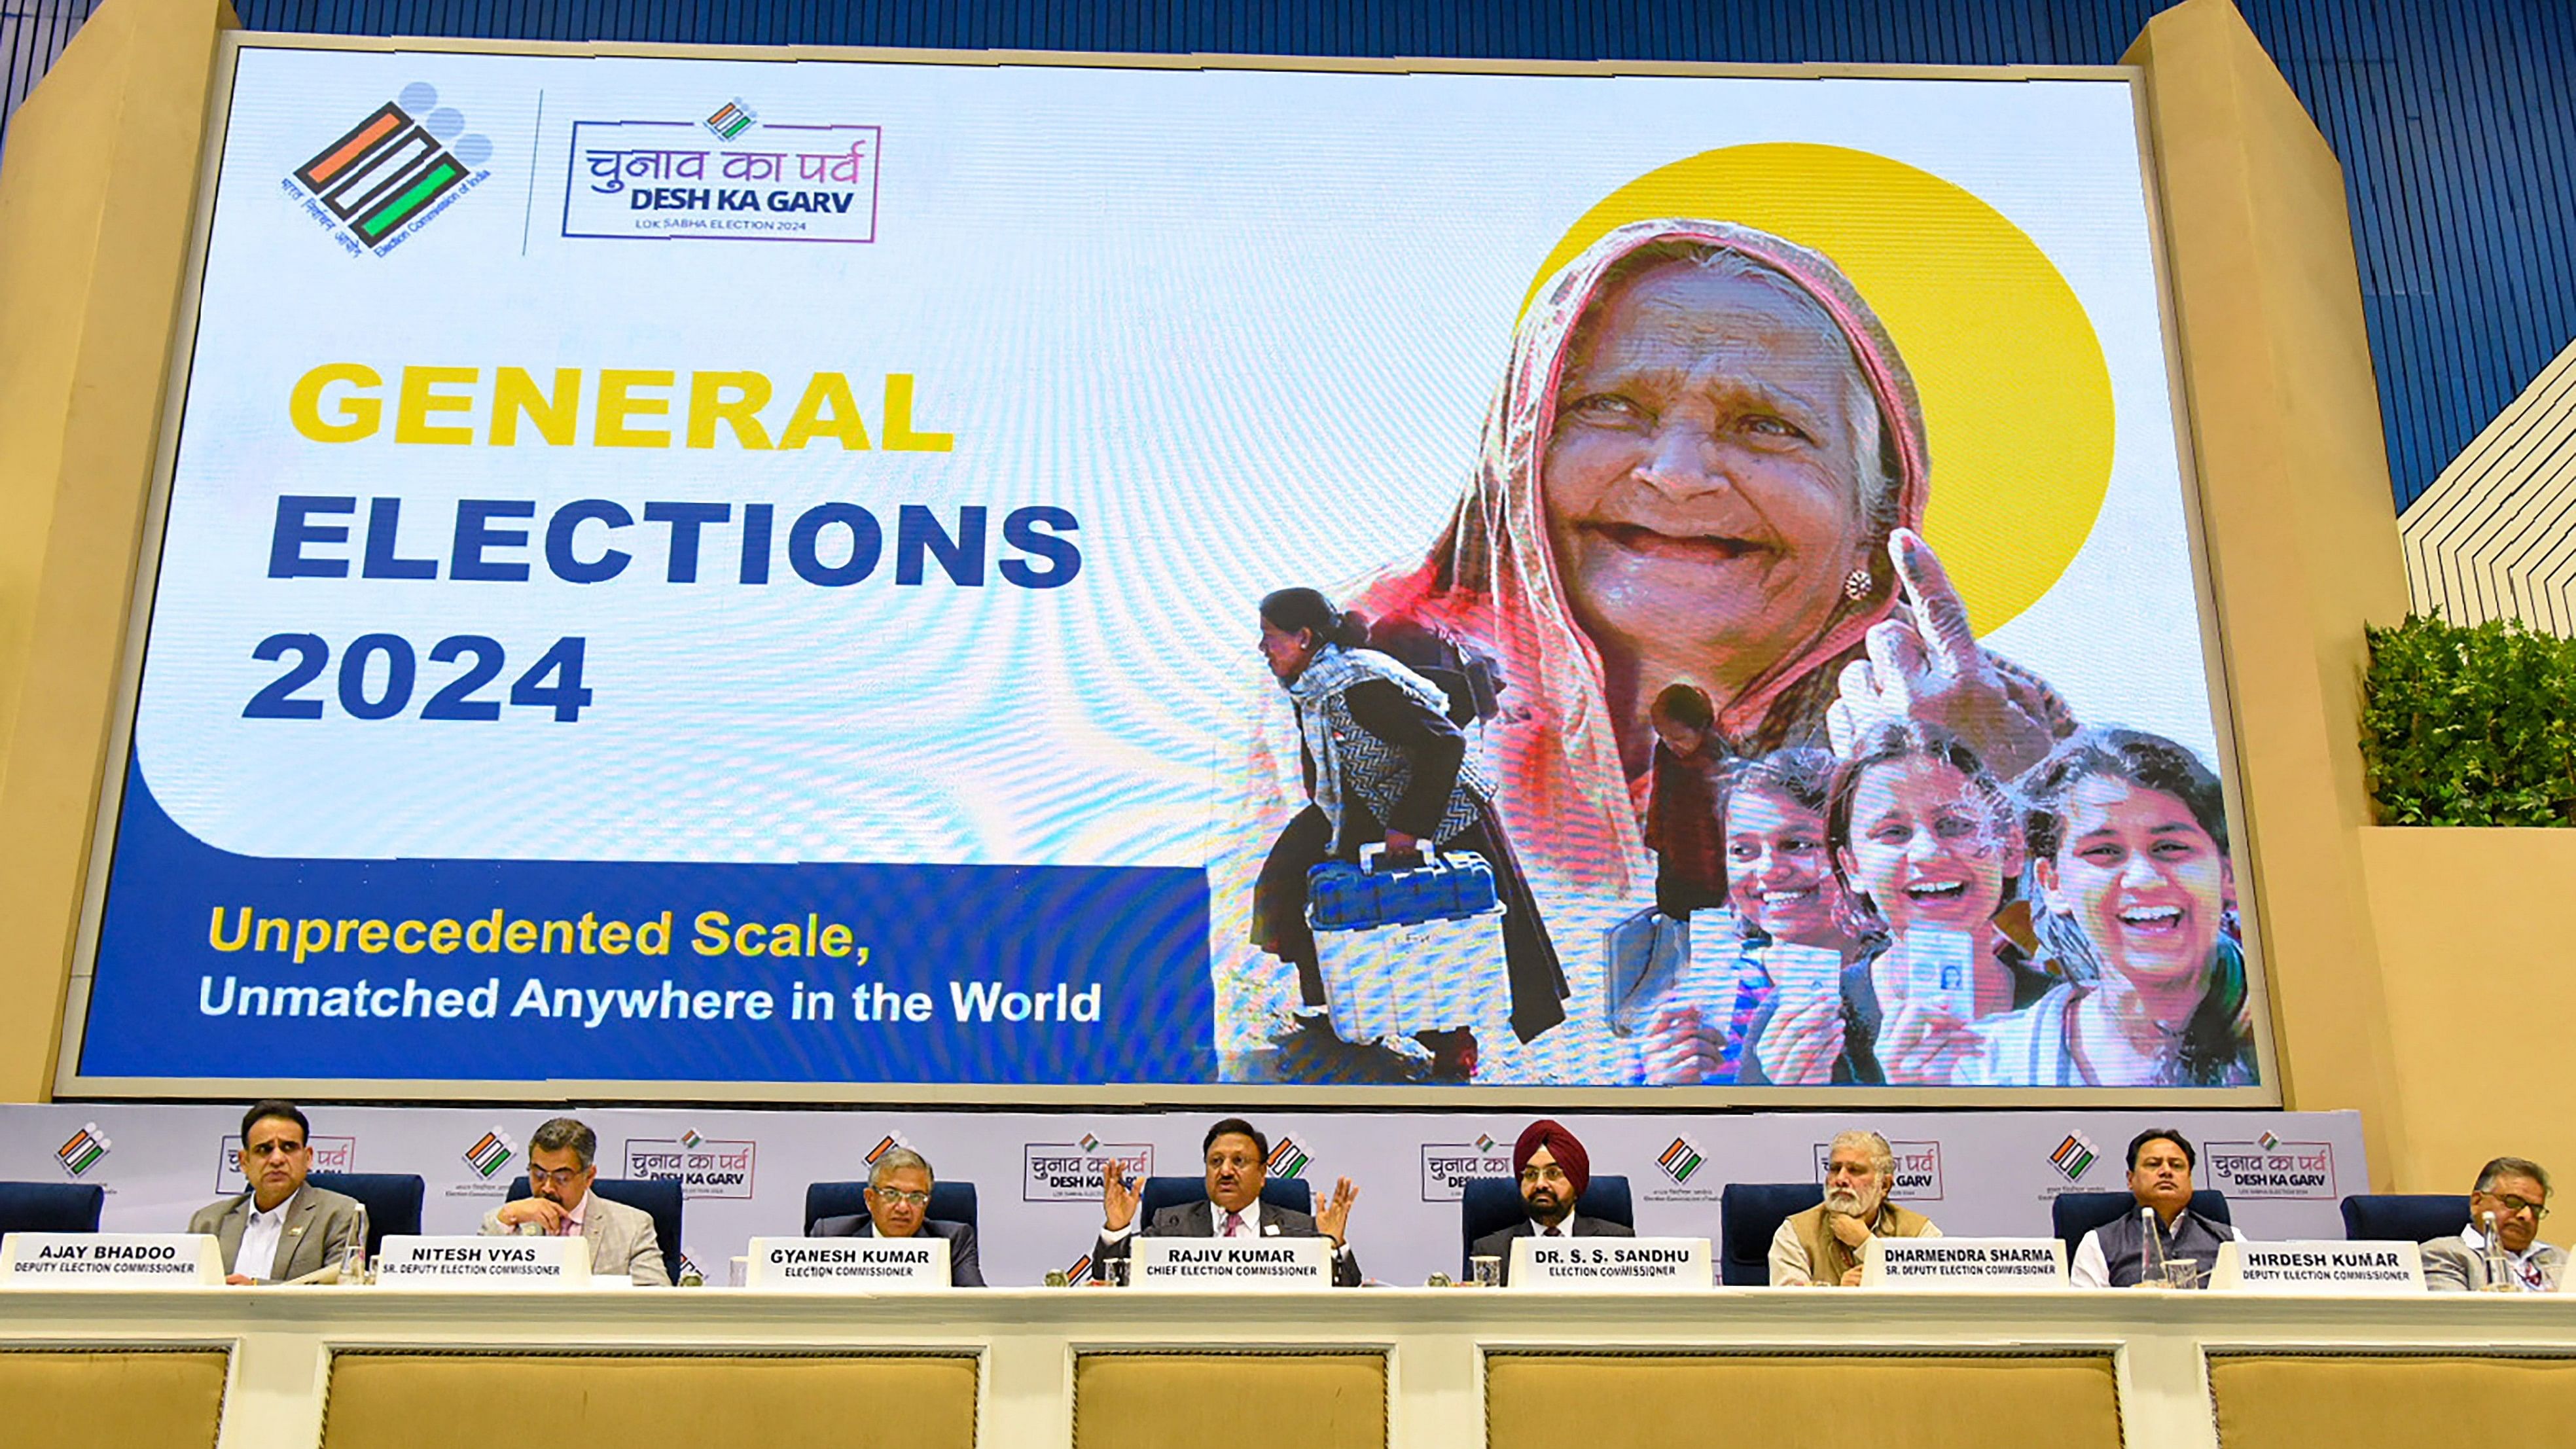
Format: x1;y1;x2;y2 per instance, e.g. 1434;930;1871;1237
1755;993;1846;1086
1876;999;1989;1086
1314;1175;1359;1247
1643;1005;1725;1085
1102;1158;1142;1232
1826;528;2054;778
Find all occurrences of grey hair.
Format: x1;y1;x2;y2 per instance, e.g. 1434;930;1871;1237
1829;1129;1897;1180
2476;1156;2551;1197
868;1147;935;1190
529;1117;596;1170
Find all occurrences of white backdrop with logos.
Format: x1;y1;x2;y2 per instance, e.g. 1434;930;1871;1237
2;1104;2365;1286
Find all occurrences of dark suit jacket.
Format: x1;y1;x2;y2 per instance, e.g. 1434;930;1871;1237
1469;1213;1636;1285
808;1215;985;1287
1094;1198;1363;1287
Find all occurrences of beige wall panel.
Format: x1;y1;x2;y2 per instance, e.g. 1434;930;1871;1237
0;0;236;1100
320;1351;976;1449
2211;1353;2576;1448
1073;1351;1385;1449
2361;827;2576;1190
0;1348;230;1449
2125;0;2409;1170
1485;1353;2120;1449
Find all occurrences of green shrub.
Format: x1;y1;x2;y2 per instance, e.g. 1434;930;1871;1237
2361;613;2576;826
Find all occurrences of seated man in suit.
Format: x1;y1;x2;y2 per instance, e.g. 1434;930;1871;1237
1094;1117;1361;1286
479;1117;670;1285
188;1100;365;1285
2070;1127;2244;1289
1470;1118;1634;1283
810;1145;985;1287
1771;1129;1941;1287
2423;1156;2563;1291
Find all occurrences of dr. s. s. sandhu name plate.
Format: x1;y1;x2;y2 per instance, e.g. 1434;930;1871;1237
1508;1236;1712;1290
743;1236;950;1290
0;1233;223;1287
2211;1241;2426;1294
1861;1238;2067;1289
374;1235;592;1287
1130;1236;1335;1289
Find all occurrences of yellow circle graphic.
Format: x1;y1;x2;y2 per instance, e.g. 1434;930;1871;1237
1528;143;2115;635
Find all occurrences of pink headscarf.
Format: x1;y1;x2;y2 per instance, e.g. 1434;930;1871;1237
1345;219;1932;892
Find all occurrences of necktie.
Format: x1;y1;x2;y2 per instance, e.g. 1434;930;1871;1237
1543;1225;1561;1237
1224;1211;1245;1238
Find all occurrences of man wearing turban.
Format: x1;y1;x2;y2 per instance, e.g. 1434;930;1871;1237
1469;1119;1634;1281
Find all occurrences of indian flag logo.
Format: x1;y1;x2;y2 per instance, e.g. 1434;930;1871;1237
2050;1132;2099;1181
2258;1130;2281;1152
1473;1133;1497;1153
1079;1132;1102;1153
1266;1137;1310;1179
705;99;757;141
462;1130;516;1178
1657;1137;1704;1184
865;1134;909;1165
679;1129;706;1151
55;1123;109;1177
1062;1252;1093;1282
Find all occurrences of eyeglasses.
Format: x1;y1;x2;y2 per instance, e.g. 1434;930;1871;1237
526;1166;590;1189
870;1189;932;1207
2478;1191;2549;1219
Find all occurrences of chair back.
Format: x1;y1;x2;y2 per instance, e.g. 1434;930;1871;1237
306;1172;425;1257
1719;1183;1823;1285
1139;1175;1312;1221
802;1180;979;1234
1458;1176;1636;1275
0;1181;105;1235
2341;1193;2470;1243
506;1176;684;1281
2051;1190;2232;1261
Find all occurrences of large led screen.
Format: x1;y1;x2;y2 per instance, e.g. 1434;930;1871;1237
69;41;2270;1097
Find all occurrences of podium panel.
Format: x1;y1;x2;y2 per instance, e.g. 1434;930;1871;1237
320;1351;977;1449
1073;1351;1385;1449
0;1348;230;1447
1484;1351;2120;1449
2209;1352;2576;1449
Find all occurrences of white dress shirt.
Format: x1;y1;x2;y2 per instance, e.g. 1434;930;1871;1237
2463;1224;2556;1291
235;1196;292;1281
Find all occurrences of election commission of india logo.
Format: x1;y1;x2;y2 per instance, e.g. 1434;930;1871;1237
864;1132;912;1166
1266;1137;1310;1179
55;1122;109;1177
283;82;493;257
1658;1137;1705;1185
461;1128;516;1179
2048;1131;2100;1181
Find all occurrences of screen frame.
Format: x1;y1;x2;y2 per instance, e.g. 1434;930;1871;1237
52;30;2281;1108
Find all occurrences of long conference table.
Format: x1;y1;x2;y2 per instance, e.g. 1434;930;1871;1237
10;1285;2576;1449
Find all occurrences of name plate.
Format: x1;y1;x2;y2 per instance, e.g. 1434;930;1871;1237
1508;1236;1711;1290
374;1234;592;1287
0;1233;223;1287
744;1236;951;1291
2211;1240;2426;1294
1132;1235;1335;1289
1862;1236;2067;1289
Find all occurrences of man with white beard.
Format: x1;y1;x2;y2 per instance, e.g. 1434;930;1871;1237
1769;1129;1941;1286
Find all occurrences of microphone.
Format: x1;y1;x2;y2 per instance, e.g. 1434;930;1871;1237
2141;1205;2159;1286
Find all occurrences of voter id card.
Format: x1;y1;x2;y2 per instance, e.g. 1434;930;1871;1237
1762;943;1842;1013
1899;929;1977;1019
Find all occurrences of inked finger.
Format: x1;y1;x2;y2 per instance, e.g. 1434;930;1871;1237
1889;528;1983;671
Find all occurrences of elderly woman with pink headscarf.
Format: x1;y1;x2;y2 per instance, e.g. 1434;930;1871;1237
1230;218;2075;1082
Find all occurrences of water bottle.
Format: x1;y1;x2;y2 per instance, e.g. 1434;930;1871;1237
339;1202;369;1285
2481;1210;2513;1291
2139;1206;2161;1288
